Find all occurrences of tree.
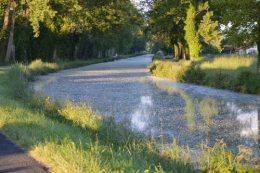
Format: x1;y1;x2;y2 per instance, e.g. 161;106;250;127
148;0;189;59
212;0;259;73
0;0;145;63
198;10;222;52
148;0;222;59
184;3;201;59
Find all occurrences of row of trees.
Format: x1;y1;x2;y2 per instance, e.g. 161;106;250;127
0;0;259;70
143;0;259;65
0;0;147;63
146;0;222;59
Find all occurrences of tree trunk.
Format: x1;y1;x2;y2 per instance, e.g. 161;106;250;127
73;45;77;60
257;44;260;74
178;42;183;59
1;0;11;57
2;0;11;30
52;48;57;61
6;3;16;62
174;44;179;59
257;1;260;74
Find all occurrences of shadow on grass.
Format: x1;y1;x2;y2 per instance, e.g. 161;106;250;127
0;99;198;172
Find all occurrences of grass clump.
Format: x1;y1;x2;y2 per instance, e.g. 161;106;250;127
3;64;32;100
199;140;258;173
58;102;101;130
149;59;182;80
29;59;58;76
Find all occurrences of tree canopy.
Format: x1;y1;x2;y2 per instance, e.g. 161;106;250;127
147;0;222;59
0;0;258;71
0;0;146;63
212;0;259;73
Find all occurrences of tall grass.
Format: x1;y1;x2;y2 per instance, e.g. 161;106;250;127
29;59;58;76
199;55;256;76
0;60;259;172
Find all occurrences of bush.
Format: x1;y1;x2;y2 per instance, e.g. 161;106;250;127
176;62;206;85
149;60;179;79
234;70;260;94
205;72;232;89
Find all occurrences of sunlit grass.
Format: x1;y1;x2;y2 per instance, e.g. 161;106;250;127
149;59;188;80
29;59;58;76
199;55;256;76
150;54;260;93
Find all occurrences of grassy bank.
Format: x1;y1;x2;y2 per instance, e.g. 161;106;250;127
0;59;259;172
149;54;260;94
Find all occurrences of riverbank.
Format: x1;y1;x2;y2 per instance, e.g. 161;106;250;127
0;56;259;172
149;54;260;94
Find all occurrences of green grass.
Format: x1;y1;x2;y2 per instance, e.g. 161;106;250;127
149;54;260;94
199;55;256;76
0;59;259;172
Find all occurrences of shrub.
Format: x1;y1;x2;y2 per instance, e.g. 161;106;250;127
234;70;260;94
150;60;179;79
205;72;232;89
176;62;206;85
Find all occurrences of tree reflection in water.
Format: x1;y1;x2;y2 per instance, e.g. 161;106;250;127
151;78;259;159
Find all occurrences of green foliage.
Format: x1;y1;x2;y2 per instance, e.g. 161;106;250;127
184;4;201;58
0;29;9;42
0;0;145;64
27;0;56;37
234;70;260;94
200;141;258;173
205;72;232;89
149;1;221;59
58;102;101;131
149;59;180;80
28;59;58;76
176;62;206;85
149;54;260;94
212;0;258;47
198;10;222;52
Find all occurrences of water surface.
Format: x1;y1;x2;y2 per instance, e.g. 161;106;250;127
33;54;259;157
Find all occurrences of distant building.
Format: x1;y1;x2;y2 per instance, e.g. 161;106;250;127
246;45;258;54
236;45;258;55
